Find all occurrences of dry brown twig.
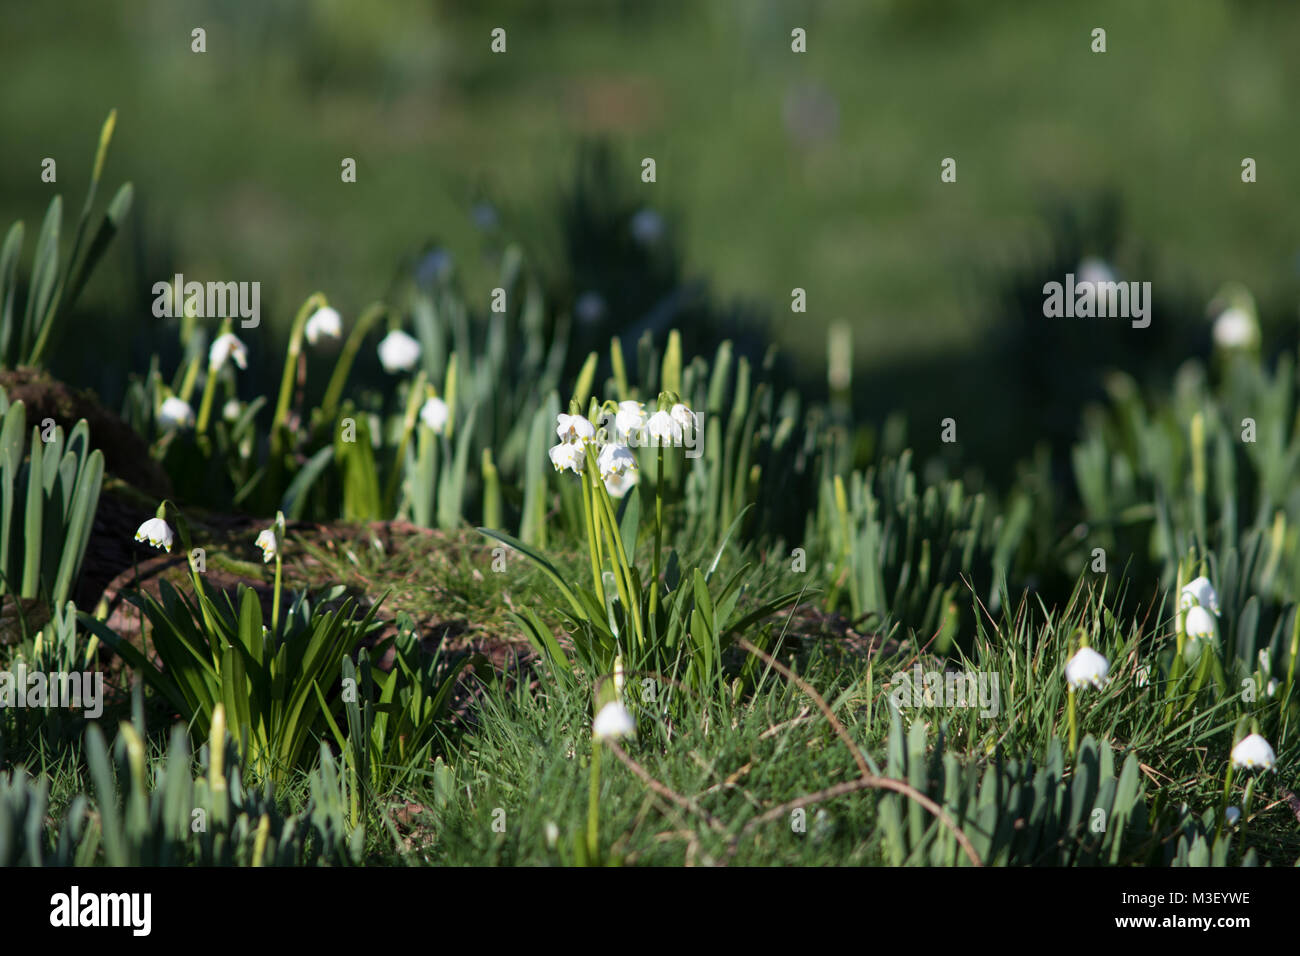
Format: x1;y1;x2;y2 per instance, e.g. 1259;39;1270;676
731;636;983;866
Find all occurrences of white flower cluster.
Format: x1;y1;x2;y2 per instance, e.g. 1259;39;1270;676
548;401;696;499
1179;575;1219;643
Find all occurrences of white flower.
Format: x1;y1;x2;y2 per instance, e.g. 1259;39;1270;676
377;330;421;374
597;443;637;480
548;442;584;474
1184;605;1218;642
305;306;342;346
420;396;449;434
1180;576;1220;615
1224;806;1242;825
1267;678;1279;698
604;467;639;498
254;528;279;563
543;821;559;848
255;512;285;563
614;401;646;441
1230;733;1276;771
1212;306;1259;349
646;409;681;446
157;396;195;430
1065;646;1109;690
134;517;175;552
592;701;635;741
555;413;595;445
209;332;248;372
669;403;697;433
222;399;243;422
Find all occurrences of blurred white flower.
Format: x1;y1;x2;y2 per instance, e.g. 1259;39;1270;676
543;821;559;848
1184;605;1218;642
134;517;174;552
222;399;243;422
1267;678;1279;698
1065;646;1109;690
210;332;248;372
604;467;639;498
646;410;681;446
420;396;449;434
1180;576;1220;615
555;413;595;445
592;701;635;740
669;403;697;433
614;401;646;441
548;442;584;474
630;208;664;246
1212;306;1259;349
377;330;421;373
1231;733;1276;771
597;443;637;480
158;396;195;430
305;306;342;346
1225;806;1242;826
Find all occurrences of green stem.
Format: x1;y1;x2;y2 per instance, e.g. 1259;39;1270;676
195;360;219;437
586;739;601;864
650;446;664;618
321;302;387;425
269;293;328;463
581;464;604;604
271;555;282;636
1067;688;1077;759
592;461;644;648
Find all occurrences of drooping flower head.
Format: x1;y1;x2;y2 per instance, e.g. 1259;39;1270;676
669;402;697;434
305;306;342;346
1180;576;1220;615
646;409;682;447
1184;605;1218;643
209;332;248;372
377;329;421;374
592;700;635;741
1230;733;1276;771
549;442;584;474
158;396;196;431
254;511;286;563
614;401;647;442
1065;646;1109;691
604;467;639;498
597;443;637;480
555;413;595;446
420;396;449;434
135;517;175;553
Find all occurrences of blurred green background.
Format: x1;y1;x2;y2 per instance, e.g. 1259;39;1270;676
2;0;1298;426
